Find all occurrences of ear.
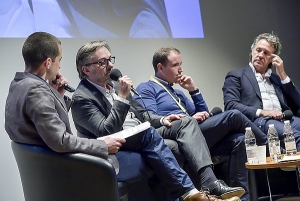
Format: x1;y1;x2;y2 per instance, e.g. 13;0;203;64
157;63;163;72
44;58;52;69
82;65;91;76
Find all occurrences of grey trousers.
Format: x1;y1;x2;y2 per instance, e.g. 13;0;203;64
157;117;212;173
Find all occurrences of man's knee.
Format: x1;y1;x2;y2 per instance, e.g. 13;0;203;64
225;109;244;118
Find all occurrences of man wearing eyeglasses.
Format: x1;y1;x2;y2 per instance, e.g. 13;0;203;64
70;40;243;201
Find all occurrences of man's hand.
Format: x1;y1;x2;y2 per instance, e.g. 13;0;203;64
271;54;287;80
176;74;197;91
117;75;133;98
162;114;186;126
103;137;126;154
260;109;283;120
192;111;209;122
50;72;68;96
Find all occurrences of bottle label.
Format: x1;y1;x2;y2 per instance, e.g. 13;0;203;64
246;147;259;164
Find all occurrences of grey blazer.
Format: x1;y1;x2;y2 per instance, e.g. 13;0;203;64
5;72;109;160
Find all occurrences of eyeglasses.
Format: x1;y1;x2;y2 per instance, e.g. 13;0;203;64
85;56;116;67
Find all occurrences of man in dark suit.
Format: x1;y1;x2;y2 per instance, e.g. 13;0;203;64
4;32;234;201
223;32;300;151
71;40;243;201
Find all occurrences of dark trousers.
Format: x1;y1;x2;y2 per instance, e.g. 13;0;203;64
199;109;251;201
118;126;194;199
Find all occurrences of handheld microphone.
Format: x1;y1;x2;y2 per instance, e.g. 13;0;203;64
264;110;293;120
62;83;75;93
110;69;151;122
209;107;223;117
52;80;75;92
282;110;293;120
258;110;293;129
109;68;140;96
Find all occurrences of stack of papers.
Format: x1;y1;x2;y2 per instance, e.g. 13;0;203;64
97;121;151;140
279;154;300;163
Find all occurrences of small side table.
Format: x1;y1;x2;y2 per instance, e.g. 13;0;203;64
246;152;300;201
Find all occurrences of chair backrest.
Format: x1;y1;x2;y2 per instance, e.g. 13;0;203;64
11;141;122;201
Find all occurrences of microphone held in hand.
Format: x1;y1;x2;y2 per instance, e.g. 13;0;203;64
282;110;293;120
109;68;123;81
209;107;223;117
109;68;140;96
265;110;293;120
52;80;75;92
62;83;75;92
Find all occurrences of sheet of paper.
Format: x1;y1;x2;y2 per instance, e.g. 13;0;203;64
97;121;151;140
279;154;300;163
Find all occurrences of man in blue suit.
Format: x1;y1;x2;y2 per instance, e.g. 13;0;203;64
223;32;300;151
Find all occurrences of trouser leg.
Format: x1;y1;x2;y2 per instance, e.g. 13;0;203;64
200;109;267;148
157;117;212;173
210;133;249;201
116;151;153;182
121;126;194;199
259;116;300;151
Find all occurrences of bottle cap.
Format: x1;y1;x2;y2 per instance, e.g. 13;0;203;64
245;127;251;131
268;124;275;127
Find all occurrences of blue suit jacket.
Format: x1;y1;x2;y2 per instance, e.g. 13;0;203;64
223;65;300;121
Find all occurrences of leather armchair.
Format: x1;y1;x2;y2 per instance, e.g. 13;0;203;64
11;141;128;201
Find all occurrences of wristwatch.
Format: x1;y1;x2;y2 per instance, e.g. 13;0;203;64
189;88;199;95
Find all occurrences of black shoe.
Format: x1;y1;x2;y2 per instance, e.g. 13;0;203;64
204;180;245;199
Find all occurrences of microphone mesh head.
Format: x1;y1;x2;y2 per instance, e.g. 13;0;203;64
283;110;293;120
109;69;122;81
210;107;222;115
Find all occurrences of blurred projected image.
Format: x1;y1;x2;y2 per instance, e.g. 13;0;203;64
0;0;204;38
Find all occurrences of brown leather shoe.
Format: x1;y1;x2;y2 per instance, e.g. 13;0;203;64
184;191;241;201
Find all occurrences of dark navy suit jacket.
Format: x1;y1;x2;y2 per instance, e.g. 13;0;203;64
223;65;300;121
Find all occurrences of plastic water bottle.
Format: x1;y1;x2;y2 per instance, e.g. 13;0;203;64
283;120;297;155
245;127;259;163
267;124;282;162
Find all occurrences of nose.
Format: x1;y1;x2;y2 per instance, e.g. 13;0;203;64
179;65;183;72
106;64;113;71
257;51;264;58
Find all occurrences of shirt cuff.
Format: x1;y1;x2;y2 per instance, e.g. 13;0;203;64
160;117;165;125
115;95;130;105
256;109;261;117
281;76;291;84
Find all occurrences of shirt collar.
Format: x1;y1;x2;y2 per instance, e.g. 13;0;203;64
249;62;272;78
153;75;173;87
86;79;115;95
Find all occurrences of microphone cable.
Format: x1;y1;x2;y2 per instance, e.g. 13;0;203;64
135;93;152;123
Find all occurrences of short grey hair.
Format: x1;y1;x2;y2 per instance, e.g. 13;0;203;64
76;40;111;80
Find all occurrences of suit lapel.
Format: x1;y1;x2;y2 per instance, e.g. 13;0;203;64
243;65;262;100
25;73;69;112
81;79;112;117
